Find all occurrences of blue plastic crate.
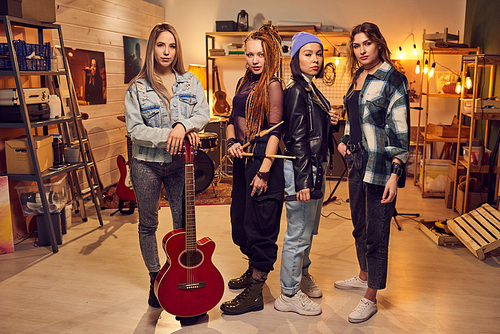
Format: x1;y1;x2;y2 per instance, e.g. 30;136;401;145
0;40;51;71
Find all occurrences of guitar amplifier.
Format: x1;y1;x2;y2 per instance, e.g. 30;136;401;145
0;103;50;122
0;88;50;105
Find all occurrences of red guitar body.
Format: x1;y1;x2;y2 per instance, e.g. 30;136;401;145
116;155;136;214
155;139;224;317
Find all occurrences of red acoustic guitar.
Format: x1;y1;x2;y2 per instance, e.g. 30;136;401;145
155;139;224;317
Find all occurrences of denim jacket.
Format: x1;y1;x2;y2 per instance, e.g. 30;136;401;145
125;72;210;163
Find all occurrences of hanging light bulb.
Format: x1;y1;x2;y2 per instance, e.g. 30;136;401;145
465;68;472;89
423;59;429;74
429;62;436;78
399;46;404;59
415;60;420;74
413;44;418;56
456;77;462;94
335;58;339;66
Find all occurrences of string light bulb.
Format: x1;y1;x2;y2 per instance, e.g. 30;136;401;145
415;60;420;74
423;59;429;74
413;44;418;56
456;77;462;94
399;46;404;59
429;62;436;78
465;68;472;89
335;58;339;66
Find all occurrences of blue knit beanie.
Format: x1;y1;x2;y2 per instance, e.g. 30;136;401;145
291;32;323;59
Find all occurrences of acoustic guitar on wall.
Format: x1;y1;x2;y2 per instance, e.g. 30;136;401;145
212;65;231;116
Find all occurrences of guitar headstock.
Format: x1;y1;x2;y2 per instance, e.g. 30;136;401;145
182;138;195;164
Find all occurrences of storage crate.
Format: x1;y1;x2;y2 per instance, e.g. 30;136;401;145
0;40;51;71
427;123;469;138
419;159;451;193
15;175;68;216
419;220;461;246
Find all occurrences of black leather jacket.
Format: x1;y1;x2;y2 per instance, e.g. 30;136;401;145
283;77;339;191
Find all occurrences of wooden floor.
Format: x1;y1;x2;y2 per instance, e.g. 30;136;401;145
1;179;500;334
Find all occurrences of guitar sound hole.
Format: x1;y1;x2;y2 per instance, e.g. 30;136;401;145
180;250;202;267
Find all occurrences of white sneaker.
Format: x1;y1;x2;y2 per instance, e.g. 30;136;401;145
274;290;322;316
334;275;368;290
300;274;323;298
348;298;377;323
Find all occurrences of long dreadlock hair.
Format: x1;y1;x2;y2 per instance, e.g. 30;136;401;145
236;25;282;141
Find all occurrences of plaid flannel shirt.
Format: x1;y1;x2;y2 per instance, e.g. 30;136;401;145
341;62;410;187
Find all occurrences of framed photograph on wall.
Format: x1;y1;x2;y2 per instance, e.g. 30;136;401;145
64;48;106;105
123;36;147;84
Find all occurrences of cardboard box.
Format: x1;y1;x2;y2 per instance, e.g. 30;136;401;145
456;188;488;215
22;0;56;23
5;136;53;174
427;123;469;138
0;0;22;18
444;176;454;208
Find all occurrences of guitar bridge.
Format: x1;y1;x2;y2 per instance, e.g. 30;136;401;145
178;282;206;290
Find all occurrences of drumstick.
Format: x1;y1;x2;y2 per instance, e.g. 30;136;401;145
240;120;284;150
223;121;285;159
241;152;295;159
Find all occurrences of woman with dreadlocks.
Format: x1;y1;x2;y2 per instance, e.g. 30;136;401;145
220;26;284;316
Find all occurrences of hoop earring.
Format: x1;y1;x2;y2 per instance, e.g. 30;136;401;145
245;63;249;69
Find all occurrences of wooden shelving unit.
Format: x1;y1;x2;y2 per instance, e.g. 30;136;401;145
413;46;481;198
452;54;500;213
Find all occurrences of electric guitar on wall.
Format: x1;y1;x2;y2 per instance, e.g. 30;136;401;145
155;139;224;317
212;65;231;116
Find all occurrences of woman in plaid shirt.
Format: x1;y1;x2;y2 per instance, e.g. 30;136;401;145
336;22;410;324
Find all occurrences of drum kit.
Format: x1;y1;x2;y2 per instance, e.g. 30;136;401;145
118;115;229;196
194;115;232;194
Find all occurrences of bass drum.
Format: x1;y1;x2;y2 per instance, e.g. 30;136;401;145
194;150;214;194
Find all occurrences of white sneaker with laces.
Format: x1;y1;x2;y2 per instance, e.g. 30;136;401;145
274;290;322;316
348;297;377;323
334;275;368;290
300;273;323;298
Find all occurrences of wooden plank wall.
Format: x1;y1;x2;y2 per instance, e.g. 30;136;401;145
54;0;165;189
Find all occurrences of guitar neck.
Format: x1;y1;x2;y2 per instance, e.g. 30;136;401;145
185;163;196;252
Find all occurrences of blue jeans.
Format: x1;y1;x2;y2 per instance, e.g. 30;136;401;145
131;157;185;273
279;159;326;295
345;150;395;290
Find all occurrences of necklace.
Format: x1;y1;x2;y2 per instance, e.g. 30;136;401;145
364;60;382;73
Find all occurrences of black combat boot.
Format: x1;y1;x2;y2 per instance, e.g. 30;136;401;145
220;278;265;315
148;271;161;308
227;263;253;289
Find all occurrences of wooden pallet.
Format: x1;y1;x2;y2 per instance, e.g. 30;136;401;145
448;204;500;260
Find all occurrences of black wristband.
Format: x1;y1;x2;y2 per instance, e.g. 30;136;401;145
391;162;404;178
256;170;270;181
227;137;237;151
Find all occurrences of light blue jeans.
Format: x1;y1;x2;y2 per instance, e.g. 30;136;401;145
279;159;326;295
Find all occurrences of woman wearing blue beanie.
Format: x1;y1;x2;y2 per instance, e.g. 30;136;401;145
275;31;340;316
336;22;409;324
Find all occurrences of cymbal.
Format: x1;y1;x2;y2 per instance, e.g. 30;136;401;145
117;115;126;122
